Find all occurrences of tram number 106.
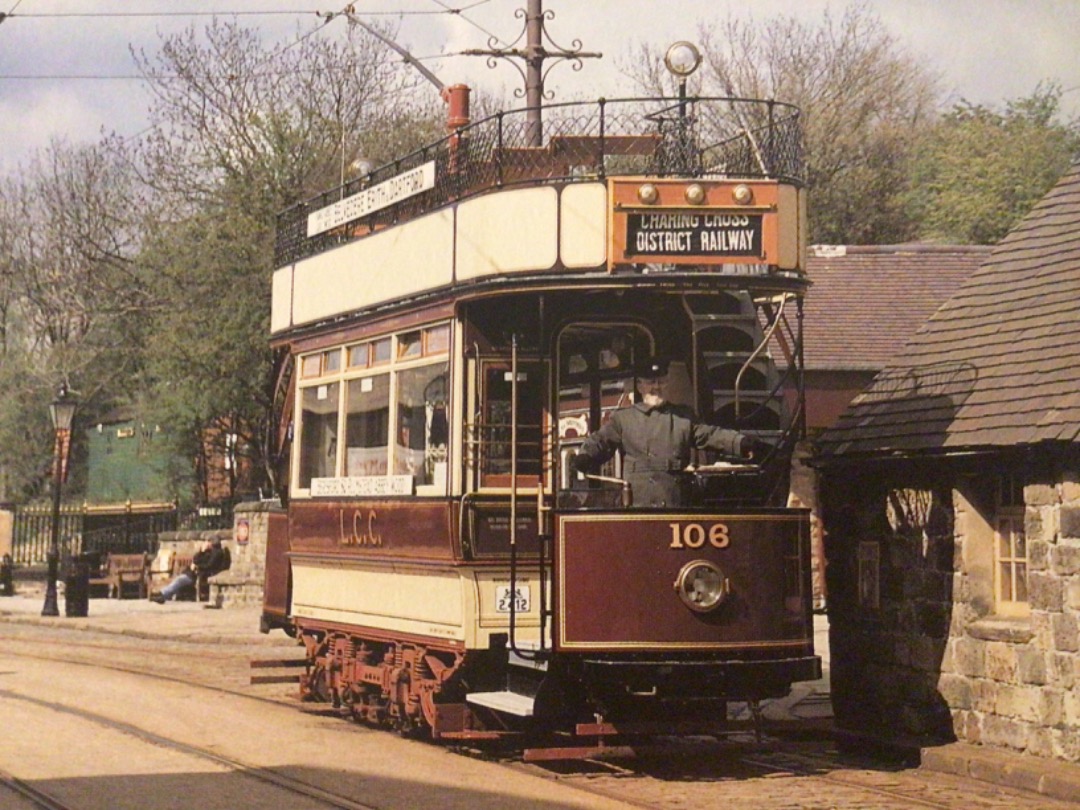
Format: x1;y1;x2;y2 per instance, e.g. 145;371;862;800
669;522;731;549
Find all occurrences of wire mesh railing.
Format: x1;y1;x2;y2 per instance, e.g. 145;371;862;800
276;96;803;267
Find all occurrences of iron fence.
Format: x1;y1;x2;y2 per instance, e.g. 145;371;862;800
8;500;240;566
9;505;84;565
276;96;803;267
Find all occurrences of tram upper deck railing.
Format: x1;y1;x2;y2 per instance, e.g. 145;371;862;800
275;96;803;267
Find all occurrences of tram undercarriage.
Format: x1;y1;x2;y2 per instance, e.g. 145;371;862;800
296;619;821;747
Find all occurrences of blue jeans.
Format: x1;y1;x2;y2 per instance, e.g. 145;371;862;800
161;571;195;600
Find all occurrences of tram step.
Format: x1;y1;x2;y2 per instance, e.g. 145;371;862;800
466;690;535;717
249;657;305;685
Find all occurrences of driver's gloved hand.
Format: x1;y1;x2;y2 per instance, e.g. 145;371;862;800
740;436;774;461
570;453;594;474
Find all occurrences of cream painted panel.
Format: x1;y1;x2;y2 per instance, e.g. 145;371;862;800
473;570;547;648
560;183;608;268
291;561;465;642
270;265;294;334
777;184;804;271
290;209;455;327
474;570;542;628
456;187;559;280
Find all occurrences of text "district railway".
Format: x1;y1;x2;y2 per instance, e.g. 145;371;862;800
626;212;763;258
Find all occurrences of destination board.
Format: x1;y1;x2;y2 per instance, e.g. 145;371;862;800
625;213;763;258
306;161;436;238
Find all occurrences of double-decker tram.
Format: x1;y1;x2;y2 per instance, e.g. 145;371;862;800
262;85;820;758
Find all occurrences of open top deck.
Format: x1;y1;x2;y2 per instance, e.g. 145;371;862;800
272;96;807;338
277;96;803;264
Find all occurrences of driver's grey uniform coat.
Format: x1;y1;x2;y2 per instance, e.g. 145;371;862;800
575;401;745;507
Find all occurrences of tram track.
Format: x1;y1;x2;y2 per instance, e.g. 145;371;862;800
523;740;1080;810
0;628;301;706
739;750;964;810
0;689;379;810
0;764;70;810
1;630;1074;809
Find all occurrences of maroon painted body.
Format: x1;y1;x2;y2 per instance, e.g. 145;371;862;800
556;509;812;654
287;499;457;561
260;509;291;634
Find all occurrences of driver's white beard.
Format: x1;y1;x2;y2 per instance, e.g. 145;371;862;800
641;392;666;408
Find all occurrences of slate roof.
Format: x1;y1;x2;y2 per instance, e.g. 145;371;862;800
803;244;987;371
817;161;1080;459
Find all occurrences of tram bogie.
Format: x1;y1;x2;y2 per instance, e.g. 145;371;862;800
263;91;819;751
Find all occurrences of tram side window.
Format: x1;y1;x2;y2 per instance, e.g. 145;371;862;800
295;323;452;495
299;382;340;488
345;374;390;477
395;363;449;487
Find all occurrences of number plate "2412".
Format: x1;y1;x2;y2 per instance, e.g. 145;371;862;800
495;585;531;613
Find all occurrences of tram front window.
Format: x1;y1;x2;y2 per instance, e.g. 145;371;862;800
557;324;652;483
480;362;544;485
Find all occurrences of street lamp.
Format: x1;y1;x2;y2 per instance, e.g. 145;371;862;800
41;383;76;617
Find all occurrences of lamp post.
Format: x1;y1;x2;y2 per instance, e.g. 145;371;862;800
41;383;76;617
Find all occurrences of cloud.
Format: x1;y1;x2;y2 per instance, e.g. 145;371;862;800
1;0;1078;176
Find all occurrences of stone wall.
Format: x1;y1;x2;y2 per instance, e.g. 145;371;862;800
941;474;1080;761
822;461;1080;764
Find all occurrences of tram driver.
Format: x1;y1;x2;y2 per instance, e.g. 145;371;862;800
570;356;769;507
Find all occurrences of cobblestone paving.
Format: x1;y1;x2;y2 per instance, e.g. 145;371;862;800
525;743;1080;809
2;607;1077;810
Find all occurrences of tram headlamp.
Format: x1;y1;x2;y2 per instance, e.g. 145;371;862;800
674;560;730;613
732;184;753;205
348;157;375;179
637;183;659;204
664;41;703;78
684;183;706;205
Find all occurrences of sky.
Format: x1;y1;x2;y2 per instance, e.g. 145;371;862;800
1;0;1078;176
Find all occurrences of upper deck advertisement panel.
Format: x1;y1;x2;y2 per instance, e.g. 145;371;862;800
306;161;437;238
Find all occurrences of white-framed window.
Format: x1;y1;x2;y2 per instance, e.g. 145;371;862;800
993;474;1028;617
295;323;450;496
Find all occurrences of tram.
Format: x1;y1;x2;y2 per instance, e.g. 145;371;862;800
261;84;819;756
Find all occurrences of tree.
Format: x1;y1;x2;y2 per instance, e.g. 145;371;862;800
623;2;941;244
905;85;1080;244
0;140;147;501
130;17;445;502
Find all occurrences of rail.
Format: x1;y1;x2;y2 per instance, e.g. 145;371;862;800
275;96;803;266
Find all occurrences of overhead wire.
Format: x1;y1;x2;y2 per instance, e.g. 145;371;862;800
428;0;505;47
0;6;460;20
0;2;485;80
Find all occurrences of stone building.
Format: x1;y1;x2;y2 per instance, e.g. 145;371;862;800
815;162;1080;763
796;244;985;607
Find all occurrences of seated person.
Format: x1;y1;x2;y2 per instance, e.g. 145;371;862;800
151;539;230;602
571;356;768;507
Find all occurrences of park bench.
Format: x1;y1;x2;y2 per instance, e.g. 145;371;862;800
87;552;149;599
146;549;229;602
